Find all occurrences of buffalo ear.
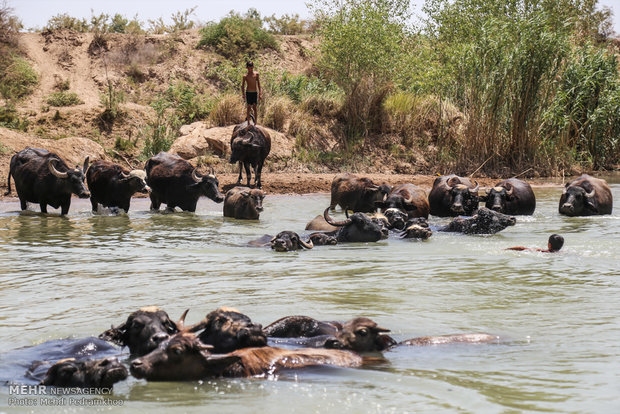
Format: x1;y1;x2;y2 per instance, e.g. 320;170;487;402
99;323;127;346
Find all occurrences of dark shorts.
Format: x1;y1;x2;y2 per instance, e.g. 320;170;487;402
246;91;258;105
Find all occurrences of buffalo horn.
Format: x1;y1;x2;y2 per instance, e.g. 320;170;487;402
505;184;514;196
177;309;190;330
82;156;90;174
470;180;479;194
299;238;314;249
585;189;595;199
48;159;68;179
120;171;130;179
191;169;202;183
323;207;351;227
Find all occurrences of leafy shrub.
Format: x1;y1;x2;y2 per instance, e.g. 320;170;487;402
265;14;308;35
0;1;22;46
46;91;83;106
204;60;245;92
300;92;342;118
209;94;245;126
141;98;179;158
44;13;89;32
0;104;28;131
198;11;278;60
0;55;38;100
164;81;209;123
148;7;196;34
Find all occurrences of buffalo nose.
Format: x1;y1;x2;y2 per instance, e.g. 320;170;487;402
131;359;143;369
152;333;169;344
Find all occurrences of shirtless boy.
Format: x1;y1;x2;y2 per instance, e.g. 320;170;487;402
506;234;564;253
241;61;261;124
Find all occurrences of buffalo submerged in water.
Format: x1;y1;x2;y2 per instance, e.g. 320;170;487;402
559;174;612;216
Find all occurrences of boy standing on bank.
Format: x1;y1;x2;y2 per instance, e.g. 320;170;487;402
242;61;261;125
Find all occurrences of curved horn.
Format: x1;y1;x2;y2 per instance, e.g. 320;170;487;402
469;180;479;194
404;191;414;205
505;183;514;196
585;189;595;198
48;159;68;179
120;171;130;179
323;207;351;227
299;238;314;249
177;309;190;330
191;169;202;183
82;156;90;174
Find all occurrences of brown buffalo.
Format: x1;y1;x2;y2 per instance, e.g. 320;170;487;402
86;160;150;213
190;307;267;353
5;147;90;215
129;332;364;381
483;178;536;215
329;173;391;213
41;357;128;389
145;152;224;212
428;175;479;217
230;122;271;189
223;186;265;219
559;174;613;216
99;307;184;356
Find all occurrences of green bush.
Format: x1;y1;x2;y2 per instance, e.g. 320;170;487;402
164;81;209;123
141;98;179;158
46;91;83;106
0;104;28;131
198;11;278;60
44;13;89;32
0;55;38;100
265;14;308;35
543;45;620;169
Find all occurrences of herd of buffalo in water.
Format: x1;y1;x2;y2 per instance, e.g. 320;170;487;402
1;122;615;389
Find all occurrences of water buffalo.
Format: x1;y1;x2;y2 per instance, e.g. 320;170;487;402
129;332;363;381
86;160;150;213
5;148;90;215
40;357;127;389
270;231;314;252
190;307;267;353
559;174;613;216
223;186;264;219
483;178;536;215
429;175;479;217
375;183;430;228
438;207;516;234
399;217;433;239
145;152;224;212
264;315;340;338
329;173;391;213
322;208;384;243
230;121;271;189
308;232;338;246
99;307;184;356
306;212;388;239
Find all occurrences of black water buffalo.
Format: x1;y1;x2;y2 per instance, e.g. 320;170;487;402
223;186;264;219
306;212;388;239
329;173;391;213
86;160;150;213
129;332;363;381
438;207;516;234
145;152;224;212
322;208;384;243
190;307;267;353
375;183;430;228
264;315;340;338
559;174;613;216
230;122;271;189
40;357;128;389
399;217;433;239
99;307;183;356
483;178;535;215
308;232;338;246
428;175;479;217
270;231;314;252
5;148;90;215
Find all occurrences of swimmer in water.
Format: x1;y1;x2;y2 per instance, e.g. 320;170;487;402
506;234;564;253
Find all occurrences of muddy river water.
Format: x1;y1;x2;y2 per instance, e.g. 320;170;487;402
0;179;618;413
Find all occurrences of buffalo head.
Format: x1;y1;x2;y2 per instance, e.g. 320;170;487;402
41;357;128;389
323;208;384;243
120;169;151;194
190;169;224;203
191;307;267;353
99;307;184;356
48;157;90;199
559;183;597;216
325;318;396;352
270;231;314;252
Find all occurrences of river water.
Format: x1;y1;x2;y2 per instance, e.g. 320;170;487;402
0;179;618;413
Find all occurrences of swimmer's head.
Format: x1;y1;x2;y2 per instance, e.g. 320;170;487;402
548;234;564;252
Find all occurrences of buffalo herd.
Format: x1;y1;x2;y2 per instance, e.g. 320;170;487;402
1;125;616;388
13;306;501;387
